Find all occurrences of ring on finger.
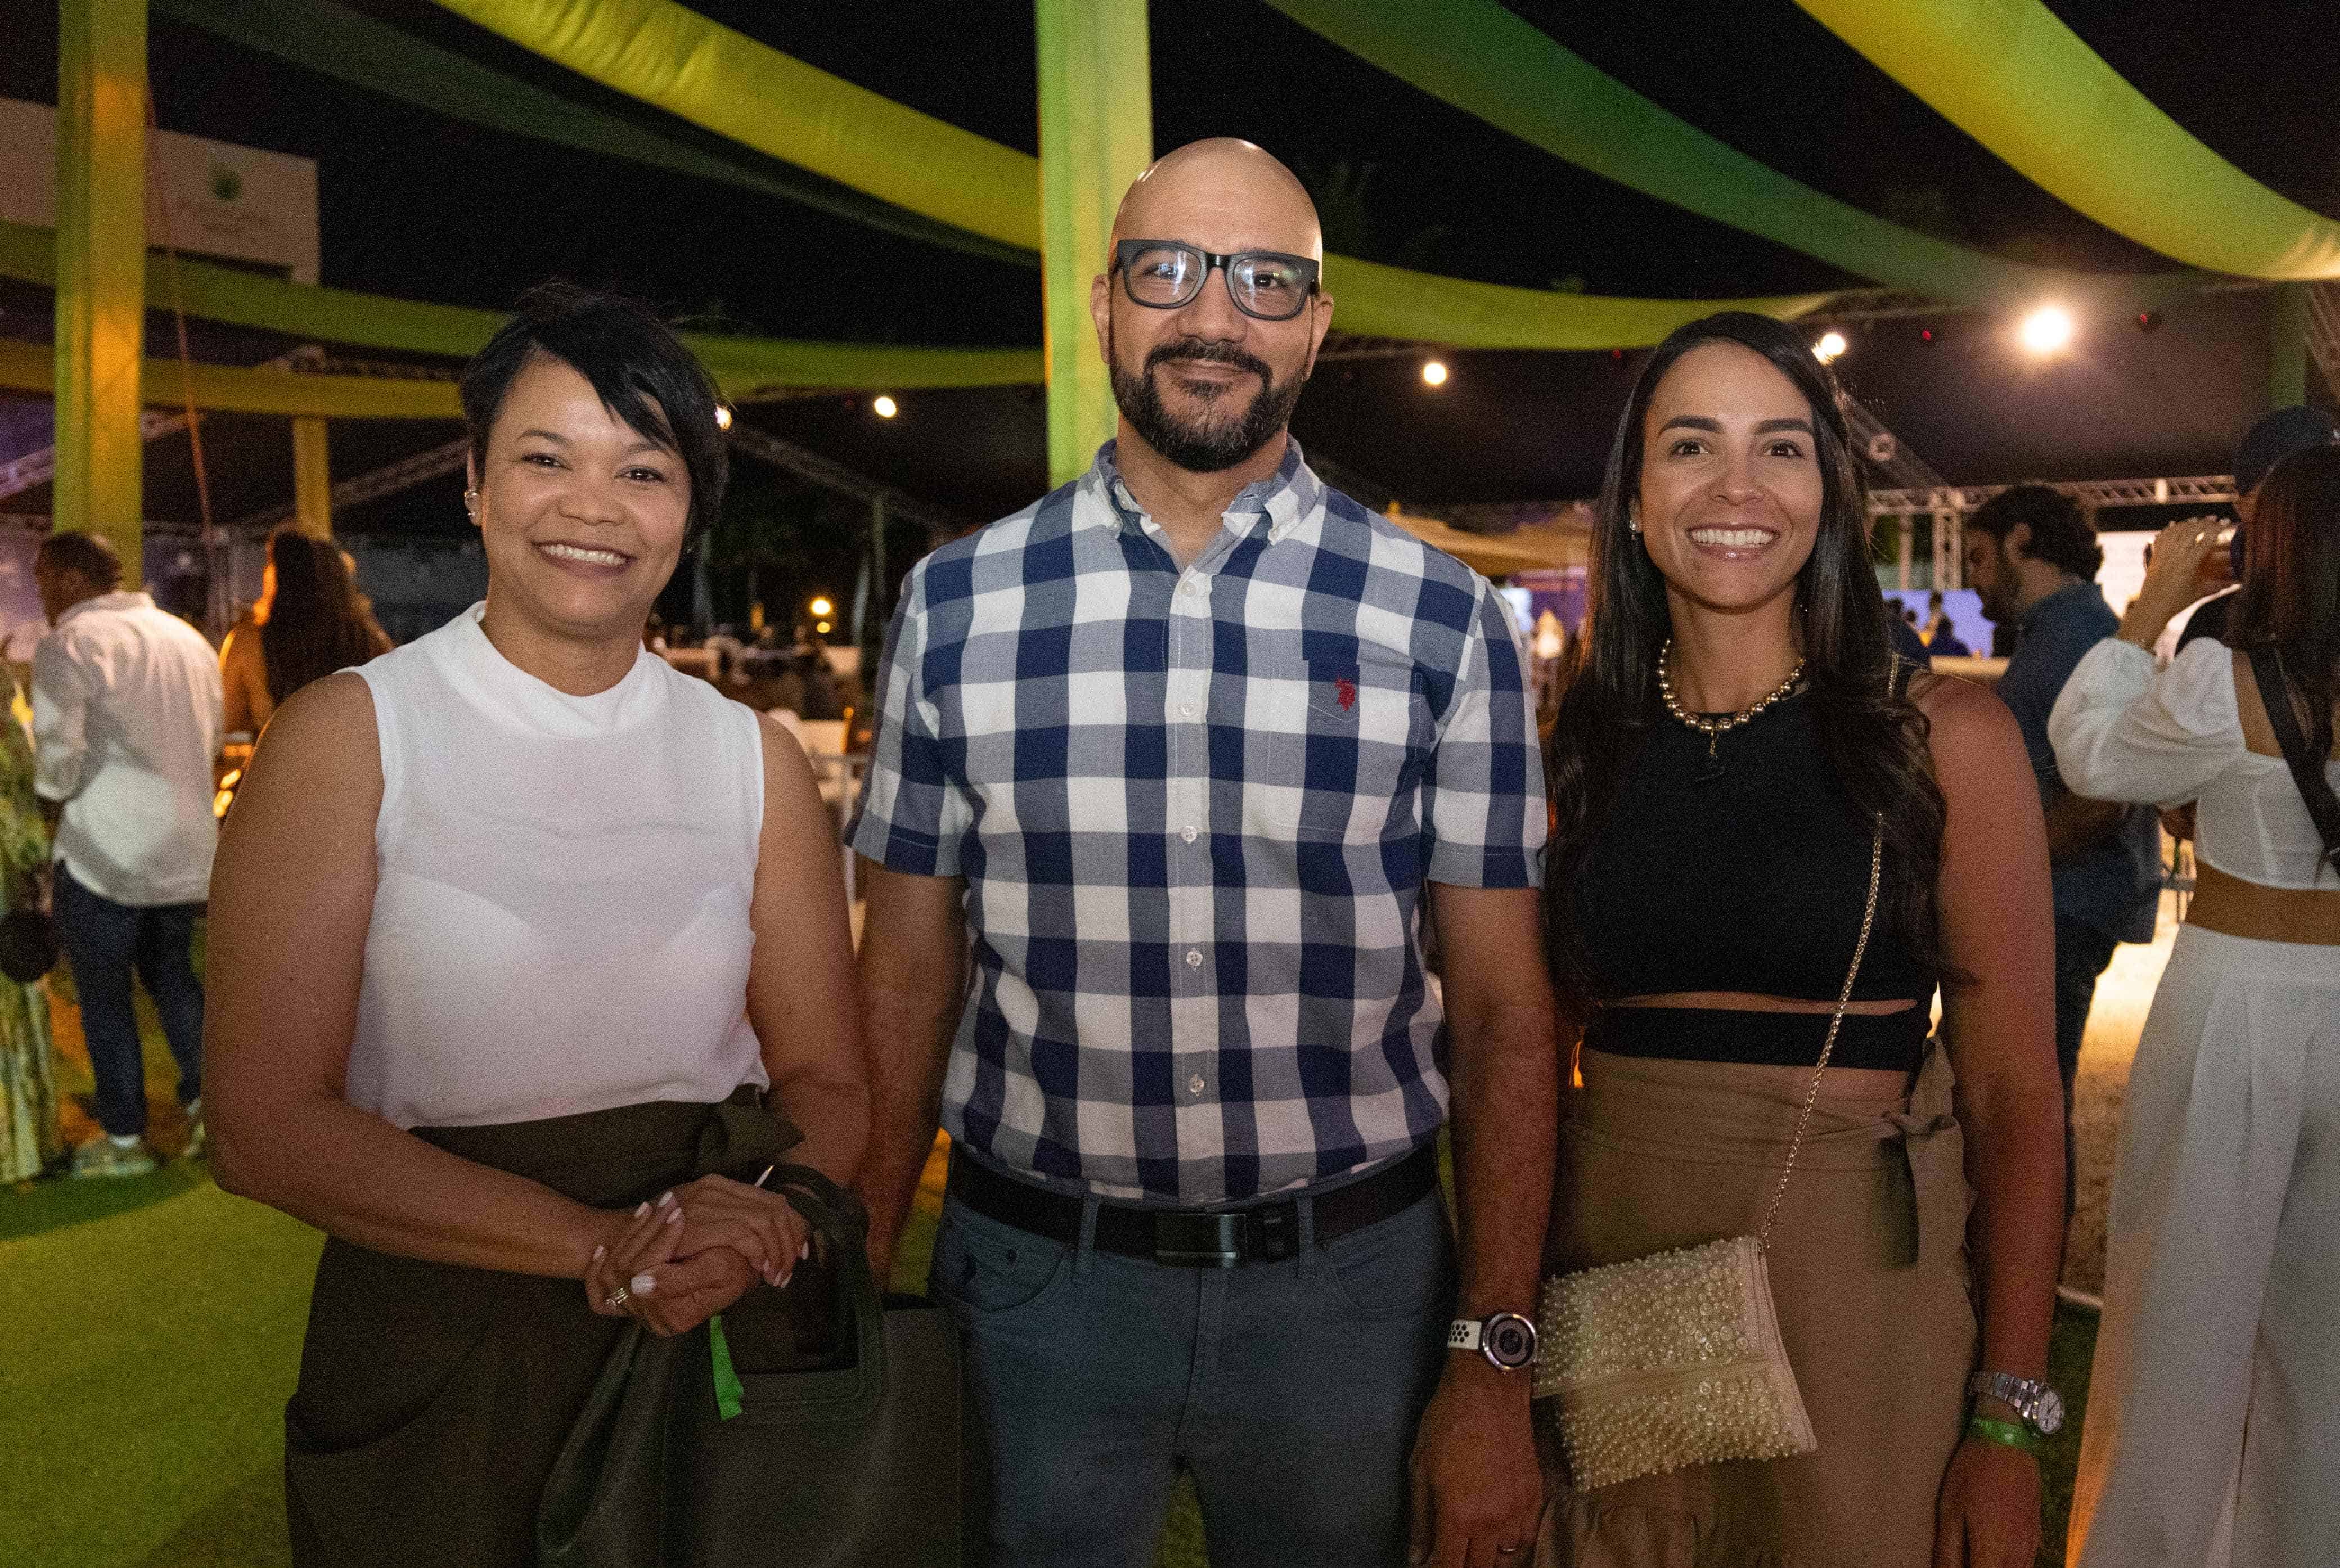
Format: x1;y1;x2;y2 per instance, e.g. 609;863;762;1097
602;1286;631;1310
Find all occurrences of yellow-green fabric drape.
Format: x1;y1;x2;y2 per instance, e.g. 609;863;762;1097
429;0;1832;348
1797;0;2340;281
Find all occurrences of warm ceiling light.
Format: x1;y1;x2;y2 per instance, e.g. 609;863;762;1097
872;394;899;418
714;403;734;430
1812;331;1847;364
2018;304;2076;355
808;596;834;618
1420;359;1448;387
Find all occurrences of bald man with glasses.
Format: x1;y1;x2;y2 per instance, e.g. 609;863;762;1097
851;139;1555;1568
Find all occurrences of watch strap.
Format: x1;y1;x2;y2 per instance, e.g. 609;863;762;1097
1447;1318;1485;1354
1968;1370;2041;1416
1965;1415;2045;1457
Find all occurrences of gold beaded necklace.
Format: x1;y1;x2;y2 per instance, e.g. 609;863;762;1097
1657;638;1806;775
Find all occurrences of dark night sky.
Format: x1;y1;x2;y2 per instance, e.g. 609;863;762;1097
1;0;2335;531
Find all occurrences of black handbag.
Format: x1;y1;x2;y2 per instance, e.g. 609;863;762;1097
0;904;56;984
2249;646;2340;877
537;1164;962;1568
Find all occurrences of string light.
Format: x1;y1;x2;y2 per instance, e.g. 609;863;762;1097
1812;331;1847;364
872;394;899;418
1420;360;1448;387
714;403;733;430
2018;305;2076;356
809;596;834;618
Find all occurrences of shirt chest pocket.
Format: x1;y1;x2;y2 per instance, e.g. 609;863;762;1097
1256;646;1429;841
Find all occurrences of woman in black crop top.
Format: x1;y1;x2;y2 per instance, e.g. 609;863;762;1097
1535;314;2065;1568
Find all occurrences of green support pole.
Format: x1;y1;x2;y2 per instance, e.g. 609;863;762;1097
1034;0;1151;489
54;0;147;581
292;415;333;536
2270;283;2309;408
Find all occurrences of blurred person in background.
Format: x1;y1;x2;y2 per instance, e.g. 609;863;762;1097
203;286;866;1566
219;526;393;736
0;661;61;1182
2053;448;2340;1568
1928;614;1973;660
2172;405;2339;657
1963;487;2160;1218
30;531;222;1178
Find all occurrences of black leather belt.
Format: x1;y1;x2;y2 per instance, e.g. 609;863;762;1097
946;1144;1440;1268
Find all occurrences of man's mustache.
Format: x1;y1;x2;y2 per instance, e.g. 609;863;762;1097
1145;339;1272;382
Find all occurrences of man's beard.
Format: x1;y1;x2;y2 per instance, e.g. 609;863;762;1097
1108;328;1307;474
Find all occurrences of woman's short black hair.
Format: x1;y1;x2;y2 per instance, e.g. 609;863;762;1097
459;283;727;540
1965;484;2103;580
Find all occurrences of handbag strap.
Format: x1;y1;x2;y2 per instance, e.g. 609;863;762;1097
2247;645;2340;877
1756;813;1885;1251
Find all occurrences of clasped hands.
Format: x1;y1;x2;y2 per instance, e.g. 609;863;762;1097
580;1175;813;1337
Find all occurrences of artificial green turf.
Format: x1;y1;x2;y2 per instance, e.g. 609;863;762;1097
7;1166;2082;1568
0;1179;321;1568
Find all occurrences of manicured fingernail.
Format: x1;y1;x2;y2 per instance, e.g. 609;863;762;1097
634;1202;650;1217
656;1190;675;1207
631;1273;657;1295
592;1245;605;1261
777;1269;792;1290
665;1205;683;1224
800;1241;810;1260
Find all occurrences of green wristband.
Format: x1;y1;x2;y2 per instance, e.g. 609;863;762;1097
1965;1414;2044;1456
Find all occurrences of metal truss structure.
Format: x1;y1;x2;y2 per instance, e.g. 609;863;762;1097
0;409;196;502
229;435;471;533
723;422;969;536
1868;475;2238;516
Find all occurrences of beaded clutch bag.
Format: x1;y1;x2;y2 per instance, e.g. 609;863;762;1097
1532;818;1882;1491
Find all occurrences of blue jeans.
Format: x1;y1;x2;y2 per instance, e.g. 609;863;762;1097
932;1178;1456;1568
53;866;205;1137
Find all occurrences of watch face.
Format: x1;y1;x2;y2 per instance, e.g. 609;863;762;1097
1483;1314;1537;1369
2030;1387;2065;1436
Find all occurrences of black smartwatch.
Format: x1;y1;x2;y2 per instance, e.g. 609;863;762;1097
1448;1312;1538;1371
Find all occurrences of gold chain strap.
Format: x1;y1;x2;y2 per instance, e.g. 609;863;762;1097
1756;813;1885;1252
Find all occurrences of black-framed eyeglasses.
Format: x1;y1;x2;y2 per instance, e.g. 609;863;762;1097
1112;240;1321;322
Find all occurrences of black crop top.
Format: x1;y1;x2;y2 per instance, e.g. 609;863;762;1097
1568;687;1938;1073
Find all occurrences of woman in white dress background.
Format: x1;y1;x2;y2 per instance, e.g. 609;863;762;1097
2050;448;2340;1568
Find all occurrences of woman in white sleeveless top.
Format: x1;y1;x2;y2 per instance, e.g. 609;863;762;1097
2050;451;2340;1568
204;286;867;1566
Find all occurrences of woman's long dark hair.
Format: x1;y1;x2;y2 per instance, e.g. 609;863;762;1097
1544;312;1951;998
259;528;389;705
2230;444;2340;761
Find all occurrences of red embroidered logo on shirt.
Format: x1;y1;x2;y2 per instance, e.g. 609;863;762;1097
1336;675;1357;712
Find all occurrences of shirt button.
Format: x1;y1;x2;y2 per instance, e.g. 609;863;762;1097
1187;1073;1206;1095
1180;702;1196;718
1181;825;1198;843
1185;949;1203;968
1182;578;1203;596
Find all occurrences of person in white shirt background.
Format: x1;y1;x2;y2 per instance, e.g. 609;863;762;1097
30;531;224;1178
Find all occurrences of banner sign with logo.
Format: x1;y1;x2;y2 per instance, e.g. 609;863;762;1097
0;97;320;283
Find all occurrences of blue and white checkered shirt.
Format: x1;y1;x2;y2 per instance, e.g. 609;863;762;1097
849;440;1545;1205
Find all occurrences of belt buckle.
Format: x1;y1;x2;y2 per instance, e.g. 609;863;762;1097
1154;1211;1243;1268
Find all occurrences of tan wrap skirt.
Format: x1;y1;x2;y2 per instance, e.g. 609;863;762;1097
1536;1038;1977;1568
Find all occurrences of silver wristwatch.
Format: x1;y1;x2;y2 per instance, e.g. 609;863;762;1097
1966;1371;2064;1436
1448;1312;1538;1371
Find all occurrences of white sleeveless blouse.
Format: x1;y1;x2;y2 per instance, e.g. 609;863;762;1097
346;604;769;1129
